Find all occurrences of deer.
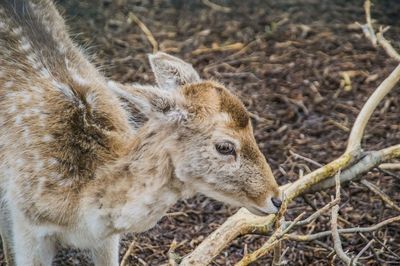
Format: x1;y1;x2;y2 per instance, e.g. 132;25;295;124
0;0;281;265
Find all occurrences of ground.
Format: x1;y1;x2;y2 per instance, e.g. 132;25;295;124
1;0;400;265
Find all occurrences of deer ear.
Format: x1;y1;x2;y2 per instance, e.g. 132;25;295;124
148;52;201;91
107;81;188;125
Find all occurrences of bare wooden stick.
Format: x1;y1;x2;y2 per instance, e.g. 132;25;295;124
361;179;400;212
292;198;339;227
289;150;323;167
192;42;244;55
353;239;375;265
120;239;136;266
307;144;400;192
272;217;284;266
379;163;400;170
202;0;231;13
128;12;158;54
358;0;377;46
235;213;305;266
168;239;181;266
376;26;400;61
330;172;353;265
179;208;275;265
357;0;400;61
346;64;400;152
286;215;400;242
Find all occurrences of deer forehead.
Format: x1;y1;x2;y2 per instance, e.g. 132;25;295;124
181;81;250;129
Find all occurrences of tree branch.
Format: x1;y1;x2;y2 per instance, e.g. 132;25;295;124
330;172;353;265
346;64;400;152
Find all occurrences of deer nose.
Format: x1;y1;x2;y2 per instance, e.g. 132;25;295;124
271;197;282;209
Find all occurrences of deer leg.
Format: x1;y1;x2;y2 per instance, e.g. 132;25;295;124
91;235;120;266
0;196;15;266
11;210;56;266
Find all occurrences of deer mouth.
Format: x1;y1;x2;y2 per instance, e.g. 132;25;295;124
247;205;278;216
246;198;280;215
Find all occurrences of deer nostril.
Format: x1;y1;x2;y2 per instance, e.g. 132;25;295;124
271;197;282;209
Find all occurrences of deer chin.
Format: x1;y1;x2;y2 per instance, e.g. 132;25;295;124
192;182;244;207
246;199;279;215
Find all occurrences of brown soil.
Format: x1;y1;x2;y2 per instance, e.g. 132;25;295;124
1;0;399;265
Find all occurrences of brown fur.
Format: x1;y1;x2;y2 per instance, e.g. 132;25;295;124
0;1;280;265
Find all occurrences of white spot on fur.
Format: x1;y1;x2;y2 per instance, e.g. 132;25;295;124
22;128;30;143
9;105;17;113
53;81;75;99
35;161;44;172
58;178;74;187
21;94;31;104
29;108;40;114
57;45;66;54
31;86;43;94
12;27;22;35
15;115;23;125
19;37;31;51
166;109;187;123
86;92;96;106
40;68;51;79
15;158;25;168
72;72;89;86
48;158;58;166
27;54;42;69
4;81;14;88
42;135;53;142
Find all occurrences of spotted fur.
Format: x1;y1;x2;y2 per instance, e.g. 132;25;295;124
0;1;280;265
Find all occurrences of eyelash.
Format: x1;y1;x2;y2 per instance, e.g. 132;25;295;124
215;142;236;157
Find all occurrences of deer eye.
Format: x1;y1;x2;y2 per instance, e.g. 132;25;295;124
215;141;236;156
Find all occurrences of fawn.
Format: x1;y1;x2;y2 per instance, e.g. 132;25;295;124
0;0;281;265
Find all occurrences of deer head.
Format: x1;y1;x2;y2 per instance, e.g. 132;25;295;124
108;52;281;214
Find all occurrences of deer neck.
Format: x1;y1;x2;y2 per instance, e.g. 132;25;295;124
83;122;190;235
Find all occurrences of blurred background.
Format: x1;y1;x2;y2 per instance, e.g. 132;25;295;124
3;0;399;265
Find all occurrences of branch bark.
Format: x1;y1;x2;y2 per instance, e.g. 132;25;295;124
346;64;400;152
330;172;353;265
179;208;275;265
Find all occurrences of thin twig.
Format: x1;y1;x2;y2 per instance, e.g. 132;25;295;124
286;215;400;242
353;239;375;265
376;26;400;61
357;0;400;61
272;219;283;266
330;171;353;265
168;239;183;266
361;179;400;212
120;239;136;266
202;0;231;13
192;42;244;55
377;167;400;181
289;150;323;167
235;212;305;266
379;163;400;170
292;197;340;227
128;12;158;54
